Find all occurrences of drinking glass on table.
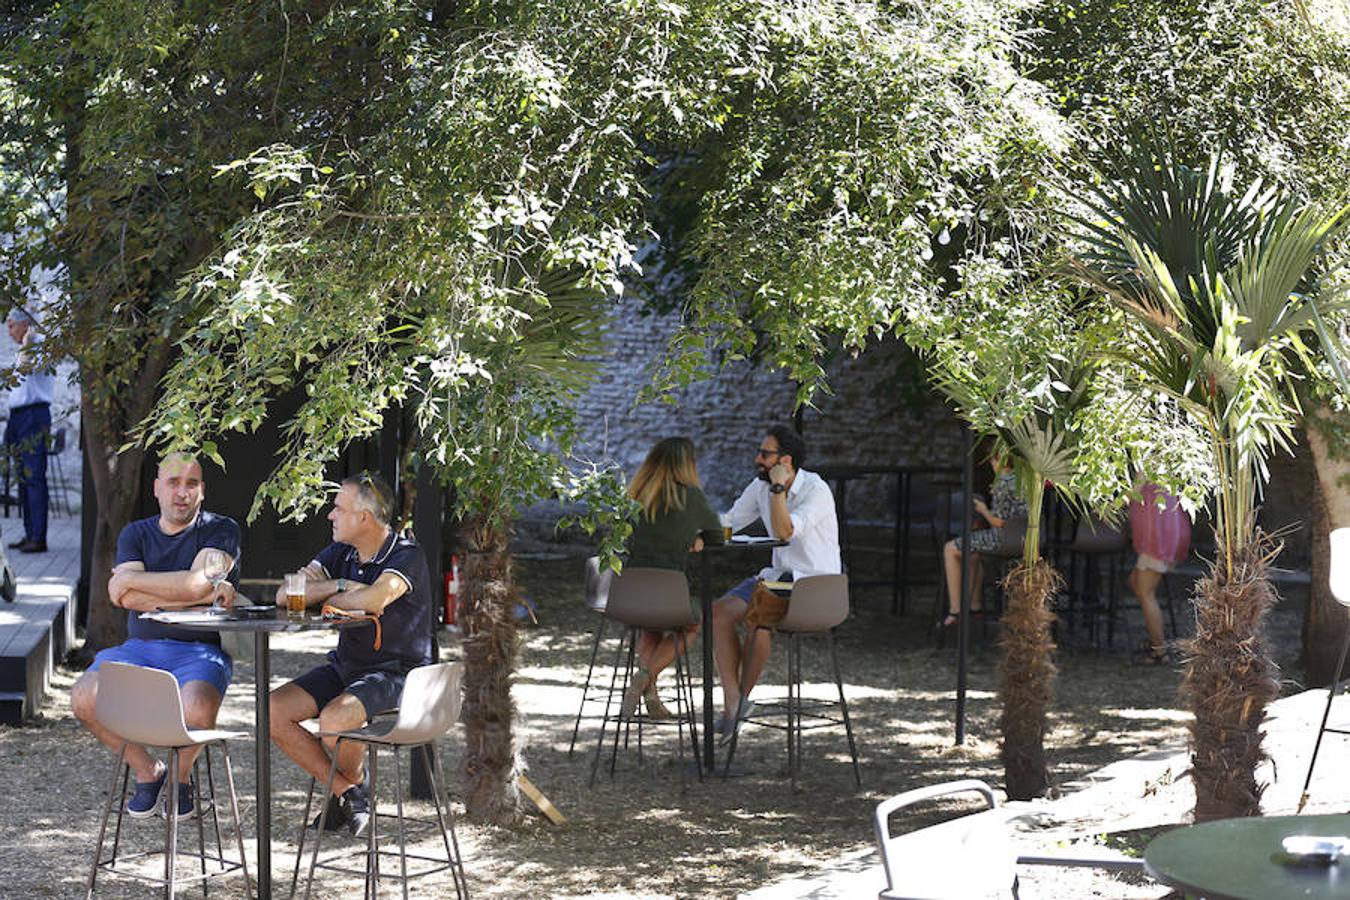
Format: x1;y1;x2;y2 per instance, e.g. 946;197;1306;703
284;571;307;619
202;548;231;608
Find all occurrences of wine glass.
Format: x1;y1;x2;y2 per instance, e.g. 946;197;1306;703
202;548;230;608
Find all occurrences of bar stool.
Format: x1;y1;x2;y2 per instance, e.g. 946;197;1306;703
723;574;861;790
86;662;250;899
588;567;702;787
1298;527;1350;811
299;661;469;899
567;555;613;755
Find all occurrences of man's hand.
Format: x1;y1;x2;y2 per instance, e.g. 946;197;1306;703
769;462;790;487
212;581;237;609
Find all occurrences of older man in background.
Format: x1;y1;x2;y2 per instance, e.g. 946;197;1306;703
4;308;54;553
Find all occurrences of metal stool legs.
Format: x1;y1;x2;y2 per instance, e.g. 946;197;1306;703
567;615;609;756
301;736;469;899
87;741;249;899
1298;626;1350;812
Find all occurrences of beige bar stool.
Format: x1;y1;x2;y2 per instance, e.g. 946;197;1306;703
723;574;861;790
588;567;702;787
567;555;613;756
299;661;469;900
86;661;250;899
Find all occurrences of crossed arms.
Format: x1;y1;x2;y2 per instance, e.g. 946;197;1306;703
108;549;237;611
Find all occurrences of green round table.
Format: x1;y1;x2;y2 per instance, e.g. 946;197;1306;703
1145;814;1350;899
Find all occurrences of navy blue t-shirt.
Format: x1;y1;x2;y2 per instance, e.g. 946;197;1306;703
116;511;241;644
313;530;433;677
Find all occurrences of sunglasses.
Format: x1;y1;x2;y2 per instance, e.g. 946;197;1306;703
755;447;783;459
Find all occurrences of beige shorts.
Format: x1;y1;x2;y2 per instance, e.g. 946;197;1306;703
1135;553;1175;574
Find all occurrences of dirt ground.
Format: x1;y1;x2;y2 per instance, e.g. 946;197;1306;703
0;543;1318;898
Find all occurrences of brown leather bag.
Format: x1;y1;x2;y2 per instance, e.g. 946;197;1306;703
743;581;789;627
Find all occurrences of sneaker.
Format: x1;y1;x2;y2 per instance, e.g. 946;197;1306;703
718;698;757;746
340;782;371;839
308;793;350;832
167;780;211;820
126;770;167;818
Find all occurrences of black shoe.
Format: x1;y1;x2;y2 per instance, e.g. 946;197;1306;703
17;539;46;553
6;539;24;549
308;793;350;832
339;782;370;838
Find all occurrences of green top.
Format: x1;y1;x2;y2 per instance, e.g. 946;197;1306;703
626;484;724;572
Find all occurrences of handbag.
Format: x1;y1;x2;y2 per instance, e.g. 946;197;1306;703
743;580;789;627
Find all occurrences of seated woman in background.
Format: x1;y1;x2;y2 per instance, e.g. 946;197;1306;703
941;449;1026;628
622;437;723;719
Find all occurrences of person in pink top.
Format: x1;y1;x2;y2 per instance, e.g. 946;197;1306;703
1127;483;1191;663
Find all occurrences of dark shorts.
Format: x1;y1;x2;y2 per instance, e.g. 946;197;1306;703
91;638;233;697
292;660;406;720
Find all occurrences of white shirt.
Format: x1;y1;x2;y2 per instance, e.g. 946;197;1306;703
8;334;54;409
722;468;841;580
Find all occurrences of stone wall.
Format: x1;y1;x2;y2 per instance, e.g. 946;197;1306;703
527;294;1315;567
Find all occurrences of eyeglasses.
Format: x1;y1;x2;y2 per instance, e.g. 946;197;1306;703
354;471;390;519
755;447;782;459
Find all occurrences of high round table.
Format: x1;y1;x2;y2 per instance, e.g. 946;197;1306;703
1144;814;1350;899
141;607;370;899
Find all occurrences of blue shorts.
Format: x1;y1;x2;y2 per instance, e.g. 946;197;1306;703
726;577;759;602
292;658;406;720
90;639;233;697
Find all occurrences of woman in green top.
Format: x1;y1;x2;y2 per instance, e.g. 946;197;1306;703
622;437;723;719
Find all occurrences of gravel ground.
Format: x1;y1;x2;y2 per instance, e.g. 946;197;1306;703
0;545;1319;898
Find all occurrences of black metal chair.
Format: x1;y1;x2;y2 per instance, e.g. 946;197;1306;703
567;555;613;756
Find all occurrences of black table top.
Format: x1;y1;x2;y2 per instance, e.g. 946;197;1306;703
139;607;371;633
1145;814;1350;900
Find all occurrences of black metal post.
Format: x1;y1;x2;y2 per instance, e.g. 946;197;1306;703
955;428;974;745
254;630;272;897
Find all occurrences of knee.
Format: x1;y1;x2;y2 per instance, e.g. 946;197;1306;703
181;696;219;730
711;599;738;627
71;677;97;725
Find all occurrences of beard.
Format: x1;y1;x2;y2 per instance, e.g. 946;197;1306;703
756;466;771;482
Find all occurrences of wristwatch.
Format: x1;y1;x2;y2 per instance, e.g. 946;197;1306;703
335;578;347;593
769;483;787;495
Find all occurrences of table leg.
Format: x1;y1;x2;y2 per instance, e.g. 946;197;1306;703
254;630;271;898
701;552;715;772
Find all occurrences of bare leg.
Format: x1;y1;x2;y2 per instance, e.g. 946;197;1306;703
1129;567;1166;651
639;625;701;679
944;541;982;619
712;595;748;717
270;683;367;797
737;629;773;699
175;681;224;781
72;670;161;783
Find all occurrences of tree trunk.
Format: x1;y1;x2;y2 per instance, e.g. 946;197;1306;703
1305;425;1350;685
1183;534;1282;820
999;558;1060;800
457;512;522;824
75;392;147;658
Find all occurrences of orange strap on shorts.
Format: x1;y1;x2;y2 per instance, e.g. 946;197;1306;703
320;604;382;651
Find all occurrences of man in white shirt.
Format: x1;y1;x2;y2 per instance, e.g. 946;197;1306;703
712;425;840;738
4;308;54;553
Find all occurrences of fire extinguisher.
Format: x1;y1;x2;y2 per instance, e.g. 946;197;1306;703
442;554;462;627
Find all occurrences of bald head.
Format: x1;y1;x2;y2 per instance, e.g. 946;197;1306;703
154;454;205;531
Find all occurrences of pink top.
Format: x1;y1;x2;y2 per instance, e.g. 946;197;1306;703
1128;483;1191;564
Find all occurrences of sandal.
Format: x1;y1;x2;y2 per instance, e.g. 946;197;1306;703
1142;644;1168;665
942;613;958;628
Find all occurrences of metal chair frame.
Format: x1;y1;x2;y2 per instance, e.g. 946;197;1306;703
86;663;250;899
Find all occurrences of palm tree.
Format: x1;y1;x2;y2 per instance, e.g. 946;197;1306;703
1073;150;1349;819
932;328;1102;799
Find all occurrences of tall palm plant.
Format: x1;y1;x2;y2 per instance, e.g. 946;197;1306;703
933;331;1102;798
1074;150;1349;819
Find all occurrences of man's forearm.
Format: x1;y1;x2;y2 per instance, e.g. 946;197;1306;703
116;587;205;612
769;494;794;540
118;569;212;605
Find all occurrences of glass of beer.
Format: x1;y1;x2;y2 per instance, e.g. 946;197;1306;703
285;572;307;619
722;524;733;542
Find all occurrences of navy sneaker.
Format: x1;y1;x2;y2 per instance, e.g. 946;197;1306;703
307;793;350;832
166;780;211;820
339;782;371;838
126;770;166;818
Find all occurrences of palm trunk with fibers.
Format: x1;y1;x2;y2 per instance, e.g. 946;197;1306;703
458;512;523;824
1182;532;1283;821
999;557;1061;799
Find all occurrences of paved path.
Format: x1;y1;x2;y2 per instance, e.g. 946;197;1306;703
3;507;81;588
